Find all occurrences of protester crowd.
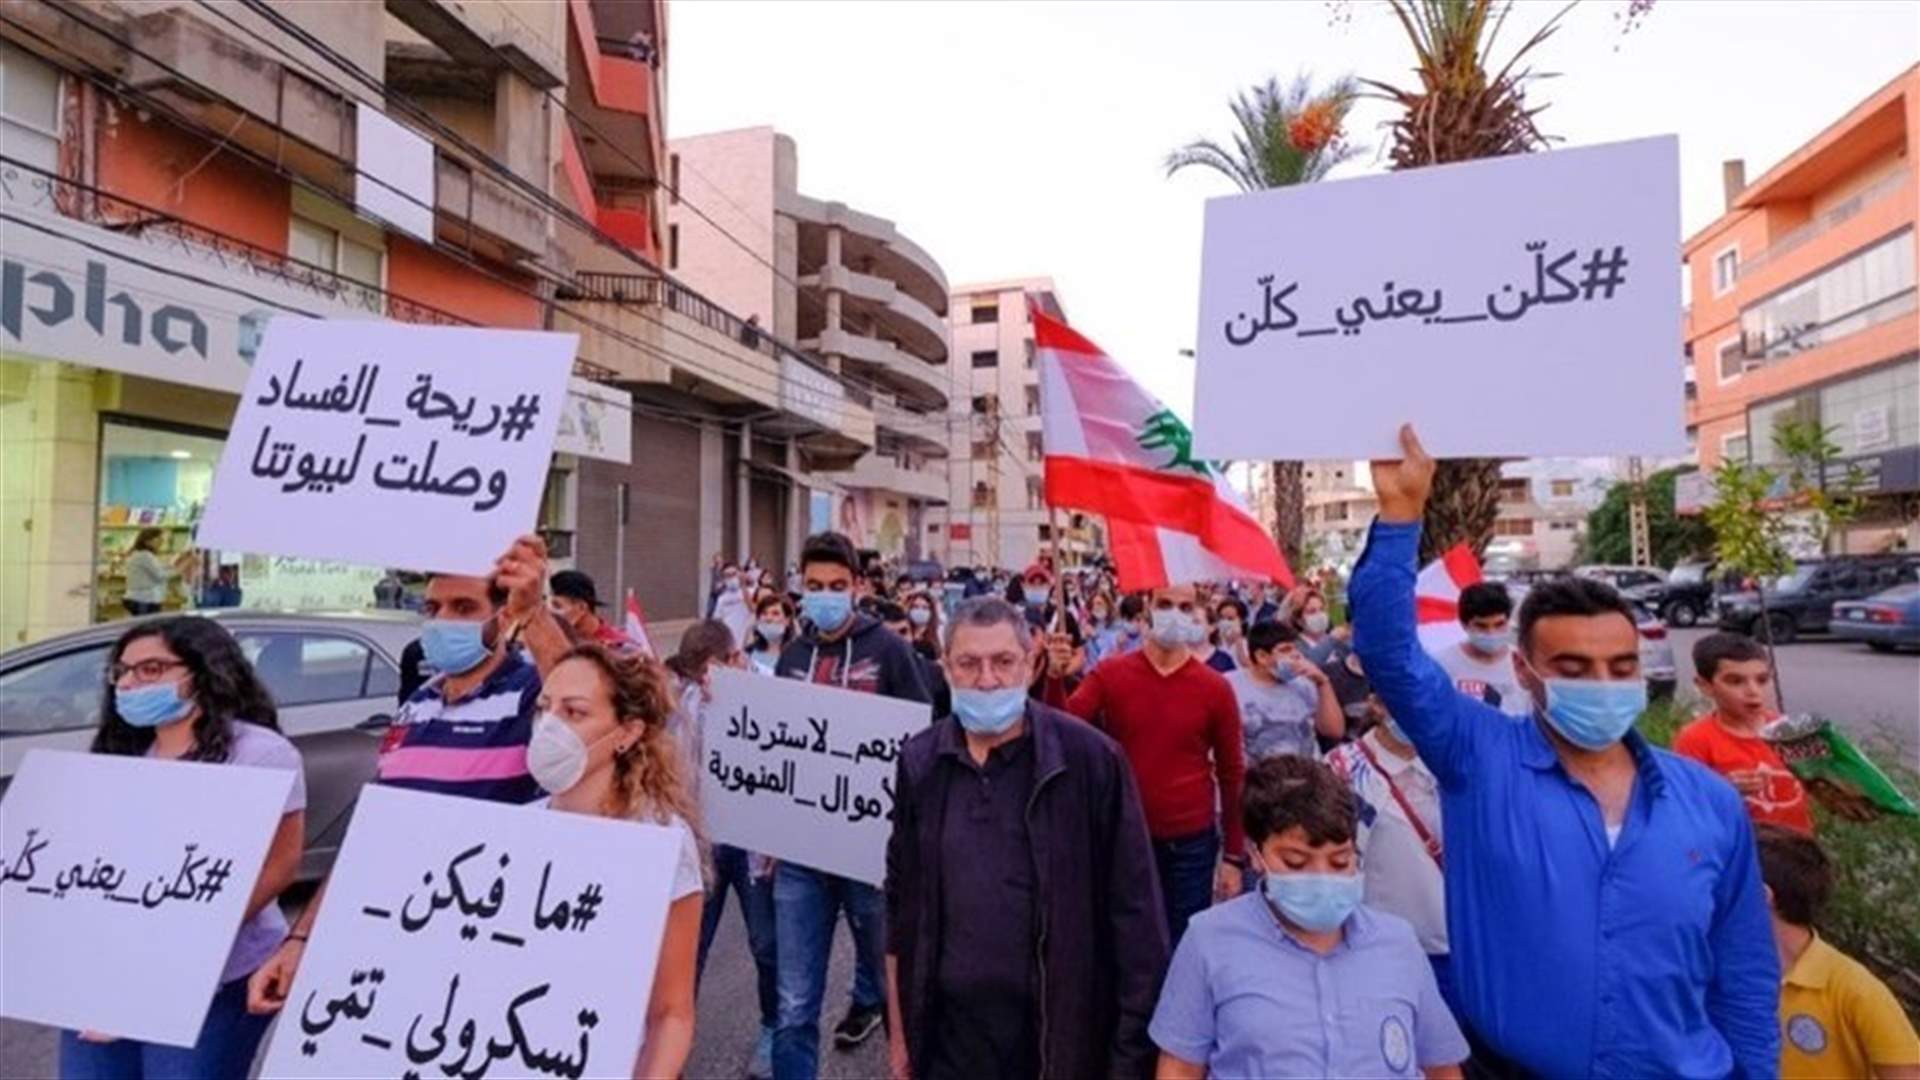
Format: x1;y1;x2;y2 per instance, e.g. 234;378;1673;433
57;425;1919;1080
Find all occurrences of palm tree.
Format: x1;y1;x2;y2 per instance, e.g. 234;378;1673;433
1166;73;1361;571
1366;0;1571;562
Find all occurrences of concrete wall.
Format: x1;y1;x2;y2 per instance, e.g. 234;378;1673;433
665;127;782;331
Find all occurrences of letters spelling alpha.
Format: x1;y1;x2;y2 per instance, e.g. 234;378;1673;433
0;258;210;359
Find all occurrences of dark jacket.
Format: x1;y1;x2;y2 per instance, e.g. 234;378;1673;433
886;702;1168;1080
775;613;932;704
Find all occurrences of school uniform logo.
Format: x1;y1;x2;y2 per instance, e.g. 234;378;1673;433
1786;1013;1827;1054
1380;1014;1413;1073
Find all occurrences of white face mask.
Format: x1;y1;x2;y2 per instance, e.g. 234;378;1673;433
528;712;617;796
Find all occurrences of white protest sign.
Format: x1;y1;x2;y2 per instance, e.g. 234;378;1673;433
1192;135;1685;461
260;784;680;1079
196;318;577;574
701;668;930;886
0;749;294;1045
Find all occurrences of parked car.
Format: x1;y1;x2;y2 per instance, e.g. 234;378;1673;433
1576;565;1669;594
1830;583;1920;652
1647;560;1720;627
1715;554;1920;643
0;610;419;880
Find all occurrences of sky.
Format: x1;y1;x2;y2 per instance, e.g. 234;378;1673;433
667;0;1919;419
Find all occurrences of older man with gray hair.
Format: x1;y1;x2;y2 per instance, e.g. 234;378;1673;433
882;597;1167;1080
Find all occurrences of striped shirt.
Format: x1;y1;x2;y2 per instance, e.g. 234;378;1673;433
376;649;542;804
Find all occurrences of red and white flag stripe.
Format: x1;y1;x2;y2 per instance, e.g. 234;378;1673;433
1415;544;1483;655
1035;309;1291;592
624;589;656;658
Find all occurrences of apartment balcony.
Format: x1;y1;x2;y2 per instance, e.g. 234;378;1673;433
560;125;659;264
782;190;948;317
556;271;875;453
874;397;951;457
1734;169;1913;301
822;455;950;505
564;0;662;184
808;265;949;363
386;0;564;88
807;328;949;412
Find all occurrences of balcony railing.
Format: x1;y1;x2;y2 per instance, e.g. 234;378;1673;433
559;269;870;405
1737;168;1910;281
0;157;467;327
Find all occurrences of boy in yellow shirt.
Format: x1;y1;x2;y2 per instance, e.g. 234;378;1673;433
1756;824;1920;1079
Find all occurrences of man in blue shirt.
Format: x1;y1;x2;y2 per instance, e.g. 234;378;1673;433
1351;425;1779;1079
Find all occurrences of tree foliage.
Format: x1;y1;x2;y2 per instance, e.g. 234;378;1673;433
1582;467;1714;568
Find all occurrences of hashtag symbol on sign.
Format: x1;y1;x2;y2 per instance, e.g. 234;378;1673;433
499;394;541;442
1579;245;1629;300
197;859;233;902
569;883;603;931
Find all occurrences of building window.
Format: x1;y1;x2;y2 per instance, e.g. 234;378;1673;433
1026;476;1044;510
1716;337;1749;383
1037;524;1052;542
668;224;680;270
1025;340;1036;369
970;301;998;324
1024;385;1040;415
0;40;61;177
1025;431;1043;461
1494;519;1535;537
972;482;993;508
1738;229;1916;364
971;349;999;369
668;153;680;204
928;522;942;534
1723;432;1750;463
1499;479;1529;504
970;439;994;460
971;394;998;416
1326;502;1349;522
1712;246;1739;296
1550;479;1575;498
288;212;383;289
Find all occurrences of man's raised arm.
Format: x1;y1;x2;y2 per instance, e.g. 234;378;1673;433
1350;425;1489;788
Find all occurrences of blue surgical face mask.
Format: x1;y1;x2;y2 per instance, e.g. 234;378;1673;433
115;680;193;728
421;618;491;675
1150;608;1189;647
1538;676;1648;751
907;607;932;627
1261;870;1364;933
800;589;853;633
951;686;1027;735
1271;656;1298;683
1468;629;1513;654
1023;585;1050;607
755;619;788;643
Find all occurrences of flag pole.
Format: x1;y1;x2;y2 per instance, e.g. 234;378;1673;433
1048;504;1065;633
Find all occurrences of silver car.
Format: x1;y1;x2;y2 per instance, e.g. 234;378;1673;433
0;610;420;880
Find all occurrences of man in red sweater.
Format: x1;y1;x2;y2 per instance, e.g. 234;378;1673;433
1066;583;1247;946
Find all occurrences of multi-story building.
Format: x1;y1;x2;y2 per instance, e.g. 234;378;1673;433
1298;461;1377;571
1682;64;1918;552
1485;460;1612;572
941;278;1089;572
1;1;875;644
660;126;947;564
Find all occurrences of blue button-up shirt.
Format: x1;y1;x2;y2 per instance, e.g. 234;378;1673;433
1150;896;1468;1078
1350;521;1780;1079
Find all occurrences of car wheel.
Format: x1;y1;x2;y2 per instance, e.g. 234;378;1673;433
1665;600;1699;628
1868;642;1895;654
1759;613;1797;645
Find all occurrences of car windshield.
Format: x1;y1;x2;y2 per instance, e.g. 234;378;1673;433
1770;566;1817;593
1669;564;1707;585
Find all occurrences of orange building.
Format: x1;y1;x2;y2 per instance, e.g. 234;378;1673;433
1682;64;1918;548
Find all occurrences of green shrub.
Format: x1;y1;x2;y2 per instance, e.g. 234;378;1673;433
1639;702;1920;1014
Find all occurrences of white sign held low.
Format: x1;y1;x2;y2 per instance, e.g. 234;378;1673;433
1192;135;1685;461
701;668;931;886
260;784;681;1078
196;318;577;574
0;750;294;1045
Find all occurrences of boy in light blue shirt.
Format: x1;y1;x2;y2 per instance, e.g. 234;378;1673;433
1149;755;1468;1079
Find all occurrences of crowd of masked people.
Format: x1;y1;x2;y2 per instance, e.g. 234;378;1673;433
65;425;1917;1080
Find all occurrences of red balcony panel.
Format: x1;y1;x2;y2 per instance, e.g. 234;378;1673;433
598;205;658;264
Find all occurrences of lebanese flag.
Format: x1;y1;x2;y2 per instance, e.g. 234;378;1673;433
1415;545;1483;656
623;589;656;658
1036;310;1291;591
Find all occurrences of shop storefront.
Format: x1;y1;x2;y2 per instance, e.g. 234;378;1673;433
1;185;630;646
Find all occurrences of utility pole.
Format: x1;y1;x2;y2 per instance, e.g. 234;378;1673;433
1628;456;1652;567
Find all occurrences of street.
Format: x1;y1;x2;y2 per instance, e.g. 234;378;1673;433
0;898;888;1080
1669;628;1920;770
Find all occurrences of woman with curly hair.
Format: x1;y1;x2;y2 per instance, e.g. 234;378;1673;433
63;616;306;1079
529;642;703;1078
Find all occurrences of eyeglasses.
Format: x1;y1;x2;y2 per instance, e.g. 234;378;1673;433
109;658;186;684
948;652;1027;681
